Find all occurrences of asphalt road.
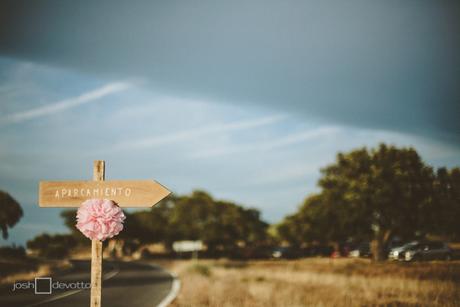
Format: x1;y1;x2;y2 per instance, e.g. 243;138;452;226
0;260;175;307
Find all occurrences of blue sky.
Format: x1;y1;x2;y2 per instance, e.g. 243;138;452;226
1;56;459;246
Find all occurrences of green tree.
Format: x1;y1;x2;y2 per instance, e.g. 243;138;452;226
27;233;77;258
431;167;460;239
321;144;435;260
60;209;87;243
121;198;174;244
164;190;268;253
277;193;344;247
0;191;23;239
278;144;437;261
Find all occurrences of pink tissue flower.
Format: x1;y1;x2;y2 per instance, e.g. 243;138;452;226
76;199;125;241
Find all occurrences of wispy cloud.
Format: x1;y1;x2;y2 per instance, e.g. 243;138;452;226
0;82;130;125
108;114;288;151
189;126;341;159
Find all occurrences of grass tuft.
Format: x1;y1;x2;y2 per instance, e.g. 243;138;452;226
187;263;212;277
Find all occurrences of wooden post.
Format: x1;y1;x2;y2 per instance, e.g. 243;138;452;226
91;160;104;307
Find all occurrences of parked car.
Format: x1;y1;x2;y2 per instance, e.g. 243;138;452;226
404;241;452;262
349;242;371;258
385;238;404;256
388;241;421;261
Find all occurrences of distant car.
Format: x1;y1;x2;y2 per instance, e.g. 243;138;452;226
388;241;421;261
306;245;334;257
385;238;404;256
404;241;452;262
349;243;371;258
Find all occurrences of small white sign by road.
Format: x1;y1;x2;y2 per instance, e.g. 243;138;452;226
172;240;204;253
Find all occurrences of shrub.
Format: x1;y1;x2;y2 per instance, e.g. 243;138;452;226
0;244;26;259
27;233;77;259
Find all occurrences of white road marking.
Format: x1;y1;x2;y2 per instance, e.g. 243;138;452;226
156;272;181;307
148;264;181;307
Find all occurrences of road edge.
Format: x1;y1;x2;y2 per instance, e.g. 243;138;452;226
148;264;181;307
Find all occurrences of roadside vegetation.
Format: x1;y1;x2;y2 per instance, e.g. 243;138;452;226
8;144;459;263
168;258;460;307
58;190;270;259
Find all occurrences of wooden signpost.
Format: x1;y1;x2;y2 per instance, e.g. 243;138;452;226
38;160;171;307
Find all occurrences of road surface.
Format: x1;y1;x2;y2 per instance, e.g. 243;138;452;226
0;260;175;307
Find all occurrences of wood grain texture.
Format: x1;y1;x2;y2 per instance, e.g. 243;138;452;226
91;239;103;307
91;160;104;307
93;160;105;181
39;180;171;207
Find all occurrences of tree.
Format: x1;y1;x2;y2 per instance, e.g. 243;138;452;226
277;193;348;247
166;191;268;253
431;167;460;239
323;144;436;260
27;233;77;258
278;144;437;261
121;198;173;244
60;209;87;243
0;191;23;239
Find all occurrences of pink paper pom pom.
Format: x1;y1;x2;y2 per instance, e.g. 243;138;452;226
76;199;126;241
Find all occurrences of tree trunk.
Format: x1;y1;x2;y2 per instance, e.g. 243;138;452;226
371;229;391;261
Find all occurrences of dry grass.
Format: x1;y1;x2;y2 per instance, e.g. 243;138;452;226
163;258;460;307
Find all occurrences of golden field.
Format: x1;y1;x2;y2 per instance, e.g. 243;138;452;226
160;258;460;307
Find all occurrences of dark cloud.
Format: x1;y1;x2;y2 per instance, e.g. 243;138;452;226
1;0;459;142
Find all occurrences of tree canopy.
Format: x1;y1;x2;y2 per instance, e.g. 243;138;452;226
61;190;268;254
27;233;77;258
277;144;460;260
0;191;23;239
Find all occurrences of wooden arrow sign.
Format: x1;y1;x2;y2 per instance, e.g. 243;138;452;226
39;180;171;207
38;160;172;307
